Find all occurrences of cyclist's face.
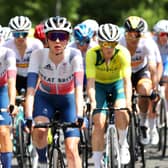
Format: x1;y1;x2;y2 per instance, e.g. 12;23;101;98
125;32;141;41
157;32;168;45
47;31;69;55
99;41;117;58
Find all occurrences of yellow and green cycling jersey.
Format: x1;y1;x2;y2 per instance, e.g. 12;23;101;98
86;44;131;84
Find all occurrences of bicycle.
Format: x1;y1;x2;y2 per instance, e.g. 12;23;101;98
156;80;168;157
79;91;92;168
94;92;130;168
127;88;161;168
34;111;82;168
12;95;33;168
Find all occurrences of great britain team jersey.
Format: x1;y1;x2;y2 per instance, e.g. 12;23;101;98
119;36;157;73
86;44;131;84
3;37;43;77
0;47;17;86
28;47;84;94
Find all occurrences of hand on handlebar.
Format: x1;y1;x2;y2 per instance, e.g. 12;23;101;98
8;104;18;117
22;117;33;133
77;116;89;129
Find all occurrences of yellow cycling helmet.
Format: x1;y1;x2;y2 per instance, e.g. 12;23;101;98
124;16;147;33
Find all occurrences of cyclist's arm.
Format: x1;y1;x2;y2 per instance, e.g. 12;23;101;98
87;78;96;112
146;39;159;90
25;50;40;118
120;46;132;109
72;49;84;117
25;87;35;118
86;48;97;111
148;61;158;90
74;71;84;117
6;48;17;114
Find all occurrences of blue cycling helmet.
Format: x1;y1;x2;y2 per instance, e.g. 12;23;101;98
74;23;94;45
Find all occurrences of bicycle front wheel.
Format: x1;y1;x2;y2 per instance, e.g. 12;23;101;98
127;112;136;168
49;147;65;168
17;119;32;168
157;98;167;157
105;127;120;168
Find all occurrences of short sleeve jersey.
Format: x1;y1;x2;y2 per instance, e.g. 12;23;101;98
119;36;157;73
3;37;43;77
0;47;17;86
86;44;131;84
28;47;84;94
153;36;168;64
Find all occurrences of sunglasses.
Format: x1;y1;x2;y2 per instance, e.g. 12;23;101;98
47;31;69;41
159;32;168;37
13;32;28;38
76;38;90;46
99;41;118;48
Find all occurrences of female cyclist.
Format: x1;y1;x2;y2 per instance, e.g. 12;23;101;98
25;16;86;168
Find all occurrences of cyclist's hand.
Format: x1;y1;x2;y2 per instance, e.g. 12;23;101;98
22;118;33;133
77;116;89;129
150;90;160;102
8;104;18;117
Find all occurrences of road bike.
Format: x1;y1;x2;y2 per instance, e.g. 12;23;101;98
34;112;82;168
79;91;92;168
94;92;130;168
127;88;162;168
12;95;33;168
156;81;168;157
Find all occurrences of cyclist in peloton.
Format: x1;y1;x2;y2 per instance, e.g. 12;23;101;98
68;22;98;88
34;23;48;48
120;16;159;145
24;16;87;168
82;19;99;43
3;16;43;94
153;20;168;110
0;46;17;168
86;23;132;167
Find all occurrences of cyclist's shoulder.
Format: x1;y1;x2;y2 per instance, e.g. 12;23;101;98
116;44;131;59
87;45;100;54
26;37;44;49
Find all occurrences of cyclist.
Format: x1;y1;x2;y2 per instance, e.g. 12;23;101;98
0;46;17;168
82;19;99;43
24;16;86;168
34;23;48;48
68;22;98;88
120;16;159;145
86;23;132;167
153;19;168;108
3;16;43;94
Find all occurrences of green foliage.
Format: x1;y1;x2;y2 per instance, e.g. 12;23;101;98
0;0;167;29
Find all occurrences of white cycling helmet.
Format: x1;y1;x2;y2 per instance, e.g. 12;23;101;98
44;16;72;34
82;19;99;33
9;16;32;32
153;19;168;33
1;27;12;40
98;23;120;42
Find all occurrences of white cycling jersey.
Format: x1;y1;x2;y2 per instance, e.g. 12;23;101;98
153;36;168;63
119;36;158;73
0;46;17;86
28;47;84;94
3;37;43;77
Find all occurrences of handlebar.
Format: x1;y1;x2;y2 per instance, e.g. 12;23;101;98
34;121;81;129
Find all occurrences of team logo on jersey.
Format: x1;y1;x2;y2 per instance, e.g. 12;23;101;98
44;64;53;71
